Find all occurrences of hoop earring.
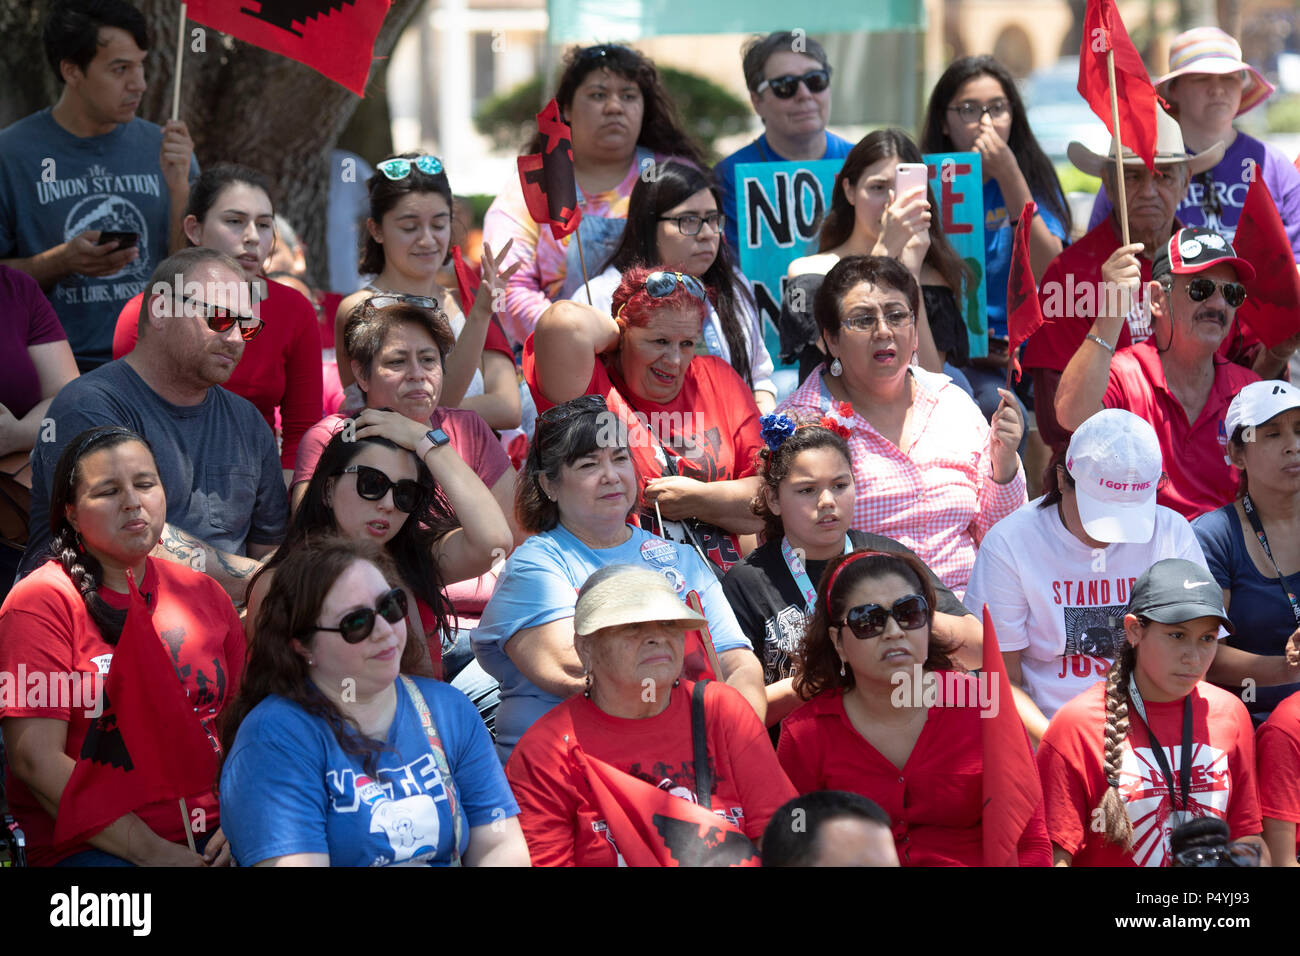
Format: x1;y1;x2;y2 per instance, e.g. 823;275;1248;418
829;357;843;377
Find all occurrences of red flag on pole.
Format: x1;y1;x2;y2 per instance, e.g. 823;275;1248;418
1077;0;1159;172
573;748;759;866
185;0;391;97
53;571;219;847
1232;176;1300;349
981;606;1051;867
518;100;584;240
682;590;720;682
1005;201;1044;385
451;246;481;315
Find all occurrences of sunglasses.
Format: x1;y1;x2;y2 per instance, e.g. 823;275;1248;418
363;293;441;311
756;69;831;99
182;294;264;341
659;212;725;236
1182;277;1247;308
537;394;607;430
341;464;426;513
307;587;408;644
838;594;930;640
947;98;1010;123
377;155;444;180
577;43;632;63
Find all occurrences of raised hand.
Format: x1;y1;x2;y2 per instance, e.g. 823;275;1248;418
471;239;522;319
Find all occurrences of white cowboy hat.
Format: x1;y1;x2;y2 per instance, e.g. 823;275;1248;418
1067;104;1224;178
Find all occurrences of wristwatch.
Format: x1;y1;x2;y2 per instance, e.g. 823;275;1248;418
415;427;451;459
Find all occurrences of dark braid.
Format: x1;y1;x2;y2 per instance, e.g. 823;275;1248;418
50;526;128;646
1097;639;1137;847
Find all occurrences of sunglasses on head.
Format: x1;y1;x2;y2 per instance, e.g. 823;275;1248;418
341;464;426;513
616;271;707;321
363;293;441;311
537;394;607;430
1182;277;1247;308
757;68;831;99
182;293;264;341
377;155;444;180
838;594;930;640
306;587;408;644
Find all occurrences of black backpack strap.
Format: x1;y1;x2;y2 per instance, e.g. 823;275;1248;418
692;679;712;810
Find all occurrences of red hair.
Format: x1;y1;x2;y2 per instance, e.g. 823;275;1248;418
610;264;710;329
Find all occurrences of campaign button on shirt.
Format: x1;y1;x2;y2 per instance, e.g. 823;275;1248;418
640;538;677;566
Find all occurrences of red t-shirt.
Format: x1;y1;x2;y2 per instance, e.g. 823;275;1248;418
1038;681;1261;867
113;278;324;470
0;558;245;865
777;678;1049;866
522;335;763;571
504;680;795;866
1257;689;1300;853
1102;341;1259;520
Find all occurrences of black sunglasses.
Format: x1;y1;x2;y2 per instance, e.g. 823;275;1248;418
756;68;830;99
537;394;607;429
306;587;408;644
1183;277;1247;308
182;293;264;341
341;464;426;513
838;594;930;640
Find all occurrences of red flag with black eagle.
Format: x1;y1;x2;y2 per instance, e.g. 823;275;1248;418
1005;201;1043;383
518;99;584;240
572;748;758;866
981;606;1051;866
185;0;391;97
1077;0;1159;172
53;571;219;847
1232;176;1300;349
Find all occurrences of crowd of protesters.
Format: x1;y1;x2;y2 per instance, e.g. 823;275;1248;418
2;0;1299;868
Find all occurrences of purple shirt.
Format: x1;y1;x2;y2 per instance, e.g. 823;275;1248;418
0;264;66;419
1086;132;1300;256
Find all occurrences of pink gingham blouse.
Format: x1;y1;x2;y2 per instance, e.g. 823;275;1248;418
776;365;1027;595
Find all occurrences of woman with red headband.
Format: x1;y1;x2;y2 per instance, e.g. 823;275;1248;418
777;547;1050;866
525;264;765;578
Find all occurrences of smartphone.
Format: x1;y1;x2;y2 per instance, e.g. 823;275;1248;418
894;163;929;199
97;230;138;248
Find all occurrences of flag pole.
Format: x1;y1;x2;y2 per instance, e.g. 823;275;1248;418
1105;48;1130;246
179;797;197;853
171;3;187;121
573;229;593;305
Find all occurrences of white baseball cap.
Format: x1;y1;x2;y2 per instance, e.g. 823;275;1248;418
1066;409;1163;544
1224;380;1300;441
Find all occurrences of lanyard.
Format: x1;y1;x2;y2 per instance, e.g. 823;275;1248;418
1241;493;1300;627
781;535;852;614
1127;676;1193;828
399;675;463;866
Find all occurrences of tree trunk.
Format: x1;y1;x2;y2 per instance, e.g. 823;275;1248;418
0;0;425;280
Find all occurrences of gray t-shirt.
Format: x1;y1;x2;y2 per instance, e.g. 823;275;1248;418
0;109;198;369
20;360;288;577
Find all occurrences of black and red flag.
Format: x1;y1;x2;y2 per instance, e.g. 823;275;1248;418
186;0;391;97
572;748;758;867
53;571;219;847
518;99;584;240
1233;176;1300;349
1077;0;1159;171
1005;201;1044;385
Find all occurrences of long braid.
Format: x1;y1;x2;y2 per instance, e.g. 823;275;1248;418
50;526;127;646
1096;641;1136;847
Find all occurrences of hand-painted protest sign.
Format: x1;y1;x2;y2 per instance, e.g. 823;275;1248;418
734;152;988;371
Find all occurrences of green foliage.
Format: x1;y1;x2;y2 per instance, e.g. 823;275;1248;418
473;67;752;163
1056;162;1100;196
1266;96;1300;134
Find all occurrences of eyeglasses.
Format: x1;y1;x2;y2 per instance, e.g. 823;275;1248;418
306;587;408;644
838;594;930;640
537;394;607;430
659;212;725;236
947;98;1010;123
340;464;426;513
181;294;264;341
756;69;831;99
377;156;444;180
842;309;915;332
1183;277;1247;308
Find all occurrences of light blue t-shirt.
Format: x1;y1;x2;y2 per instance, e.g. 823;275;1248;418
471;523;752;760
0;109;199;369
220;677;518;867
983;179;1067;338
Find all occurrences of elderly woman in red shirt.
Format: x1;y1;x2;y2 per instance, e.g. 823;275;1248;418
777;548;1050;866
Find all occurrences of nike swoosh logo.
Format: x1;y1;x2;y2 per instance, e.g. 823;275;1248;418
1184;580;1213;589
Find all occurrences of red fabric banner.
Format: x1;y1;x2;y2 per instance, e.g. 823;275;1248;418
573;748;758;866
53;572;218;847
981;606;1051;867
1077;0;1158;171
1006;201;1043;383
1234;176;1300;349
186;0;391;97
517;99;584;240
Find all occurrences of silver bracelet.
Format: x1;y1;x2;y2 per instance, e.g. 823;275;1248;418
1085;333;1115;354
